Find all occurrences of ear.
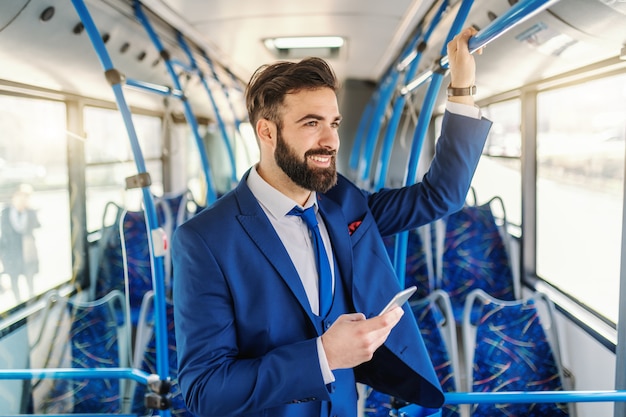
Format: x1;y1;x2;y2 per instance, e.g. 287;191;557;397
256;118;276;146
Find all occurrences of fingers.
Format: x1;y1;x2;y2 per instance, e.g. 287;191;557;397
321;309;404;370
447;27;477;56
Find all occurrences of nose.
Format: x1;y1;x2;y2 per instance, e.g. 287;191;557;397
319;124;340;151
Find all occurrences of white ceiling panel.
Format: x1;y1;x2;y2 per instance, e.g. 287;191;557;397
146;0;433;83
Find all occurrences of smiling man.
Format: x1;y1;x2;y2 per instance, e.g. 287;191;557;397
173;28;492;417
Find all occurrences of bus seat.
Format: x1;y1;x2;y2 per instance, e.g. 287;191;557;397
410;290;460;417
462;289;571;416
120;209;155;326
91;201;125;302
155;189;202;290
383;226;435;299
365;290;460;417
131;293;192;417
36;290;130;414
434;195;517;324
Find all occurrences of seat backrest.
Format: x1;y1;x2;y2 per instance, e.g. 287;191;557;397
131;295;193;417
92;201;125;301
435;195;517;323
410;290;460;417
120;209;154;326
36;290;129;414
154;189;200;291
365;290;459;417
463;289;570;417
383;226;434;299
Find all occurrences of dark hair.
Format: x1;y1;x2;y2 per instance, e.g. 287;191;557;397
245;57;339;129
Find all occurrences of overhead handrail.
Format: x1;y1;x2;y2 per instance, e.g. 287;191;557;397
401;0;560;96
176;31;238;187
133;0;218;205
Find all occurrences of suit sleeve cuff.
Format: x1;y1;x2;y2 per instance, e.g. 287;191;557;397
446;100;481;119
317;337;335;384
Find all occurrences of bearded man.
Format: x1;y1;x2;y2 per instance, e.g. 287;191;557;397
173;28;491;417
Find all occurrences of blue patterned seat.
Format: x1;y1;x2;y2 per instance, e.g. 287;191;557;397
382;226;434;300
463;289;570;416
410;291;460;417
36;290;129;413
92;191;200;324
435;196;517;323
365;291;459;417
132;293;193;417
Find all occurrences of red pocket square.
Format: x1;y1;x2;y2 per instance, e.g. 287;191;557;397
348;220;362;235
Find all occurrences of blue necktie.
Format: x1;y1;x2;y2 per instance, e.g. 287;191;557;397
289;206;333;316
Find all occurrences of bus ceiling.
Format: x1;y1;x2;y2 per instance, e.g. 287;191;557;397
0;0;624;112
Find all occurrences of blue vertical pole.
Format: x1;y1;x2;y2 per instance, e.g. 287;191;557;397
358;67;401;187
395;0;475;288
375;0;449;191
177;32;238;187
70;1;170;416
133;0;218;205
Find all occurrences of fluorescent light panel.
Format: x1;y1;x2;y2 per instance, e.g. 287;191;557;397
265;36;344;50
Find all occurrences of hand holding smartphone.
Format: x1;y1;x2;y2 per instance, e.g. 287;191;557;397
378;286;417;316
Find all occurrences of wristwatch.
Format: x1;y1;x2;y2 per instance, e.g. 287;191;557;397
447;84;476;97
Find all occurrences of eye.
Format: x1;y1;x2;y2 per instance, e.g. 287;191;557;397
305;120;318;127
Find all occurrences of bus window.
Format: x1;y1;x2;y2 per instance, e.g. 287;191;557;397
0;95;71;310
473;99;522;228
435;100;522;228
84;107;163;232
537;73;626;323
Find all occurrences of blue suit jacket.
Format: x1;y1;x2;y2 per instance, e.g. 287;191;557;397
172;111;492;417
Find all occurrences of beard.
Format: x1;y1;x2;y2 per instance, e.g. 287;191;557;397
274;129;338;193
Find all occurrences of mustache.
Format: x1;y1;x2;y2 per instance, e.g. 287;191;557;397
305;149;337;157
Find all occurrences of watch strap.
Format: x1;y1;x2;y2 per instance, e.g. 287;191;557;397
447;84;476;96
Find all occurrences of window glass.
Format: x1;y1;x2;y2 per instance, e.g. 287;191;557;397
0;95;70;311
537;73;626;323
84;107;162;232
435;101;522;227
473;100;522;227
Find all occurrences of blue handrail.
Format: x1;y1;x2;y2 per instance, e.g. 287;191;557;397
358;66;402;186
375;0;449;191
201;50;246;130
402;0;560;95
397;390;626;417
391;0;474;289
125;78;184;98
349;95;376;177
176;31;238;187
70;1;171;416
445;390;626;404
0;367;152;384
133;0;218;205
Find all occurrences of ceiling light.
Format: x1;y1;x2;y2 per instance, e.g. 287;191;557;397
264;36;344;50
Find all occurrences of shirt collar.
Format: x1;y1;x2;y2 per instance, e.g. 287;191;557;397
247;166;318;220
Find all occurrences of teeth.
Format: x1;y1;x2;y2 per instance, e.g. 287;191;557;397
310;155;330;162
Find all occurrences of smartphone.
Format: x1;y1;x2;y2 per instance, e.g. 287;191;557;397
378;286;417;316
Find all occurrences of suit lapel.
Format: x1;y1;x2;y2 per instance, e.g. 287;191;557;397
233;178;317;324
